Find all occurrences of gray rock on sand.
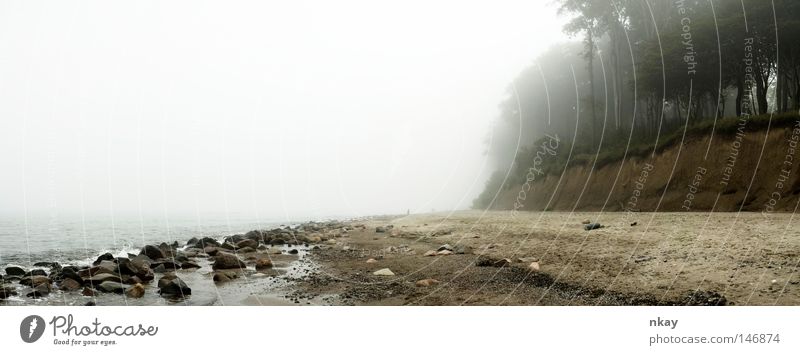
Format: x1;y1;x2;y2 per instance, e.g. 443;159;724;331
584;223;603;231
87;273;123;285
236;239;259;249
212;252;247;270
373;268;395;276
437;244;453;252
212;271;239;283
255;258;273;271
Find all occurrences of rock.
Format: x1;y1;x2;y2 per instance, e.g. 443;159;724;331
212;252;247;270
97;281;126;294
437;244;453;252
116;258;140;276
93;252;115;266
82;287;98;297
255;258;273;270
5;266;26;277
366;258;378;264
0;286;17;299
375;226;387;233
124;276;143;285
436;250;453;256
58;278;82;292
288;249;299;254
140;245;166;260
26;269;48;277
584;223;603;231
423;250;438;257
186;237;199;246
415;279;440;287
22;275;51;288
153;264;166;273
236;239;259;249
152;260;180;271
454;245;473;255
157;275;191;297
84;301;96;306
684;290;727;306
271;238;286;245
630;221;638;226
181;261;201;269
528;262;541;273
212;272;238;283
195;237;221;248
581;219;591;224
204;246;219;256
125;283;146;298
373;268;395;276
219;242;236;250
26;283;51;298
87;273;123;285
236;246;256;254
476;256;511;267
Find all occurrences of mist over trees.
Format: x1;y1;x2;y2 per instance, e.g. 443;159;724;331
476;0;800;208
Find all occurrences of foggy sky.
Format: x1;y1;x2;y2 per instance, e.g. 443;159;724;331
0;0;567;221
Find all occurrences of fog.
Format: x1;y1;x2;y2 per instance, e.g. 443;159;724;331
0;0;566;221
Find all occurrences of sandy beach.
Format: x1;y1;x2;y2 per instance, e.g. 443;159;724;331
293;211;800;306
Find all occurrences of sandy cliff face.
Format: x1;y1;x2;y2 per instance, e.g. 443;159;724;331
491;122;800;212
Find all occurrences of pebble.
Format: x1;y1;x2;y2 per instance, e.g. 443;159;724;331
436;250;453;256
423;250;437;257
415;279;440;287
373;268;395;276
366;258;378;264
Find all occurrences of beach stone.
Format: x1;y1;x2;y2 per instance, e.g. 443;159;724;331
153;264;166;273
58;278;82;292
204;246;219;256
584;223;603;231
5;266;26;277
82;287;98;297
373;268;395;276
186;237;199;246
528;262;541;273
181;261;201;269
116;258;139;276
255;258;273;270
158;275;191;297
0;286;17;299
581;219;591;224
236;246;256;254
436;250;453;256
213;252;247;270
212;271;238;283
415;279;440;287
27;269;48;277
24;275;51;288
140;245;166;260
93;252;115;266
153;260;180;271
476;256;511;267
375;226;387;233
84;301;96;306
236;239;259;249
97;281;125;294
288;249;299;254
125;283;146;298
124;276;143;285
454;245;473;255
87;273;122;285
366;258;378;264
423;250;438;257
26;284;51;298
437;244;454;252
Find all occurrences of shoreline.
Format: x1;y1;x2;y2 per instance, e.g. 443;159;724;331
2;211;799;306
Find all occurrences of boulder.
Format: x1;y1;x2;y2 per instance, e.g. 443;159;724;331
116;258;139;276
0;286;17;299
125;283;146;298
87;273;123;285
58;278;82;292
21;275;51;288
237;246;256;254
204;246;219;256
82;287;98;297
124;276;143;285
157;275;191;297
186;237;199;246
255;258;273;271
373;268;395;276
140;245;166;260
27;269;48;277
212;252;247;270
93;252;115;266
26;283;51;298
454;245;473;255
423;250;437;257
236;239;259;249
97;281;125;294
181;261;201;269
60;268;84;286
212;272;237;283
5;266;26;277
194;237;220;249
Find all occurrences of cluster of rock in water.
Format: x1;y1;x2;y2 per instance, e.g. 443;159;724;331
0;221;347;304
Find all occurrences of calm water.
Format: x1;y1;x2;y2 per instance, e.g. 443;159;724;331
0;214;285;268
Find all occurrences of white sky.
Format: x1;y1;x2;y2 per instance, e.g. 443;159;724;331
0;0;567;221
